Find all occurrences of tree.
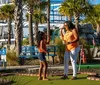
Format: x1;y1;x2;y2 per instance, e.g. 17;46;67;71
24;0;48;45
47;0;50;43
26;6;47;45
33;7;47;45
14;0;23;57
83;4;100;41
0;4;15;49
23;0;40;46
59;0;92;30
59;1;73;21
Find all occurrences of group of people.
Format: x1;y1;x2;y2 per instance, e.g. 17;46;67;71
37;21;80;80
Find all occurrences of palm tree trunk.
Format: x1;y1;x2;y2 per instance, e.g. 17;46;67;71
34;21;38;45
7;17;12;50
68;16;72;21
74;12;79;30
96;23;100;42
15;0;23;57
47;0;50;41
28;9;34;46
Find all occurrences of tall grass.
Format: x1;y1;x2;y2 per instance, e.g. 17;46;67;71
6;50;19;66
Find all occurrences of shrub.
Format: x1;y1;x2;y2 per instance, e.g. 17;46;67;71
22;38;29;45
54;37;65;64
6;50;19;66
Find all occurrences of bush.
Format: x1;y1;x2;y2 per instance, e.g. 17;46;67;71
22;38;29;45
79;37;87;47
6;50;19;66
54;37;65;64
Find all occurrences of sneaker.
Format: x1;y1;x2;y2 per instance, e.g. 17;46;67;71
60;75;69;79
70;77;77;80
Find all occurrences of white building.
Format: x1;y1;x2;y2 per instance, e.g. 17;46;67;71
0;0;66;39
0;0;12;4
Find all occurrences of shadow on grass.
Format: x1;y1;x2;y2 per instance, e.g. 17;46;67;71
48;76;87;81
1;75;33;85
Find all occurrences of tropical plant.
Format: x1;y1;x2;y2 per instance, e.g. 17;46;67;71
14;0;23;57
23;0;41;46
24;0;48;45
47;0;50;43
22;38;29;45
82;4;100;41
59;0;92;30
59;1;73;21
0;4;15;49
33;10;47;45
54;37;65;64
6;50;19;66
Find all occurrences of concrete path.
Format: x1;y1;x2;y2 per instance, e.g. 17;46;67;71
0;64;72;71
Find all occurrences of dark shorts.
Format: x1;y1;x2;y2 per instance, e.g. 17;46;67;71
38;52;46;61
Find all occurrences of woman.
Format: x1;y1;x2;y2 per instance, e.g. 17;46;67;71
60;21;80;80
37;31;50;80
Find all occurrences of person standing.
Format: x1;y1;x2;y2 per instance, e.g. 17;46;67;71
37;31;50;80
60;21;80;80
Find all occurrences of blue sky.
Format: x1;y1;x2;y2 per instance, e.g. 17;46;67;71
91;0;100;4
50;0;100;4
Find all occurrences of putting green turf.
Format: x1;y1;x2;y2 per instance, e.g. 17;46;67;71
78;64;100;69
2;74;100;85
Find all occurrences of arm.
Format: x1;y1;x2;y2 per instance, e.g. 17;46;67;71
60;28;64;41
68;28;79;44
46;34;50;44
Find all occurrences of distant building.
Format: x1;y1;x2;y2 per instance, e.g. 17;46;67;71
0;0;12;4
0;0;67;39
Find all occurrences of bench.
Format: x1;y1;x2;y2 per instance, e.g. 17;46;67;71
47;45;58;65
19;45;58;65
19;46;39;65
19;46;39;59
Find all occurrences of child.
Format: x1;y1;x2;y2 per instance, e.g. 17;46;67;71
37;31;50;80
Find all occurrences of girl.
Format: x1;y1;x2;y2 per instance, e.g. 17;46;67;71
37;31;50;80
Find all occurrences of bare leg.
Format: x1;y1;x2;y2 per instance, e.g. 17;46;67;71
42;61;48;80
38;61;43;80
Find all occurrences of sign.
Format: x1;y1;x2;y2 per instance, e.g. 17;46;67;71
0;48;6;62
0;48;6;55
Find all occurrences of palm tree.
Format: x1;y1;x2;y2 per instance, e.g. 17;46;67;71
23;0;40;46
59;1;73;21
0;4;15;49
83;4;100;41
94;4;100;39
33;8;47;45
26;8;47;45
14;0;23;57
59;0;92;30
23;0;48;45
47;0;50;42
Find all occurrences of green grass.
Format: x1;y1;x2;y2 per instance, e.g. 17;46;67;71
1;74;100;85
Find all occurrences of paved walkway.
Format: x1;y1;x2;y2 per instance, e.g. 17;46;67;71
0;64;72;71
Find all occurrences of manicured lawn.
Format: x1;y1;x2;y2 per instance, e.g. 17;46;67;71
2;74;100;85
